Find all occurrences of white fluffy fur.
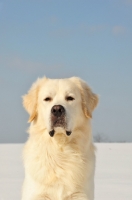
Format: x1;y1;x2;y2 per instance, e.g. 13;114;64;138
22;77;98;200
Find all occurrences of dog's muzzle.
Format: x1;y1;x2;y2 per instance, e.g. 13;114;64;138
51;105;66;128
49;105;71;137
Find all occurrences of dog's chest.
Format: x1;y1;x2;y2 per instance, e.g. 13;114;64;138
45;147;83;180
29;143;85;187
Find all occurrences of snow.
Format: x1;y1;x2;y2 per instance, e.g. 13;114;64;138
0;144;132;200
95;144;132;200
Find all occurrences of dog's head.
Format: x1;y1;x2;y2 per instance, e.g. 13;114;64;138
23;77;98;137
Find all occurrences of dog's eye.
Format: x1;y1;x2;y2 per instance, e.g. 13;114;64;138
44;97;52;102
66;96;75;101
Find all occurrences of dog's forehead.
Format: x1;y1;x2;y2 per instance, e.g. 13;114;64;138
40;78;79;95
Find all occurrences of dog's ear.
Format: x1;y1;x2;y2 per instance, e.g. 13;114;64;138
70;77;99;118
22;78;46;123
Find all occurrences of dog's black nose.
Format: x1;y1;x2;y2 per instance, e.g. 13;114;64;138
51;105;65;117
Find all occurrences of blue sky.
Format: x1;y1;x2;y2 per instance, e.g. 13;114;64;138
0;0;132;142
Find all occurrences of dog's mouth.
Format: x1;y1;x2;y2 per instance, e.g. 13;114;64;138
50;117;71;137
49;129;72;137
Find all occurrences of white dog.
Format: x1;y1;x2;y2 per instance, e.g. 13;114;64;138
22;77;98;200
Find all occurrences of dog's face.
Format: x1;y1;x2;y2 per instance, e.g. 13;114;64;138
38;78;84;136
23;77;98;137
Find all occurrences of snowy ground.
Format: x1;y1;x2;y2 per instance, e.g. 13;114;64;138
0;144;132;200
